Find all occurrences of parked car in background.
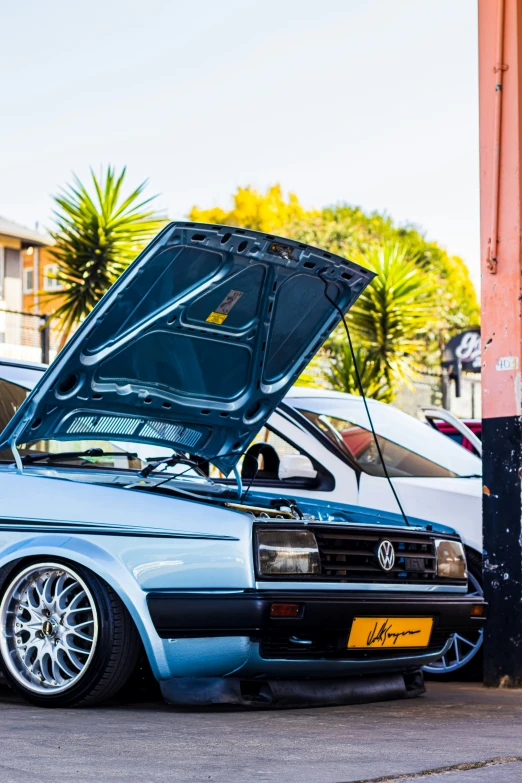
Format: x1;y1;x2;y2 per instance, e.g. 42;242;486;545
0;224;485;708
422;406;482;456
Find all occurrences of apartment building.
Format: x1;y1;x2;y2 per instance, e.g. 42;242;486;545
0;216;53;311
0;216;55;361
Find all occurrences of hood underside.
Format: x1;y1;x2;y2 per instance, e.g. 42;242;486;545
1;223;374;473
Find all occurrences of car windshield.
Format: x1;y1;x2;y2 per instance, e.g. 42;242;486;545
289;393;483;478
0;371;206;476
0;437;215;477
0;378;30;433
0;367;48;437
300;410;458;478
0;438;144;470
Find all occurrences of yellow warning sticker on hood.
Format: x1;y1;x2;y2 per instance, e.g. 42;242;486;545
206;312;227;324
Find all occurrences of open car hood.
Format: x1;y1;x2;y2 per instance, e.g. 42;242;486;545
1;223;374;473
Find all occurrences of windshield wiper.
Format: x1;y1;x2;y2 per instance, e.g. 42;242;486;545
22;448;139;465
138;452;208;479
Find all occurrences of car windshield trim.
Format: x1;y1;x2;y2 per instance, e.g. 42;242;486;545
21;448;140;465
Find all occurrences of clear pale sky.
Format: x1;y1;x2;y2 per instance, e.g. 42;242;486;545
1;0;480;287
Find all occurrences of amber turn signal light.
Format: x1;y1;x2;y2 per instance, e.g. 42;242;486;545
471;603;486;617
270;603;301;618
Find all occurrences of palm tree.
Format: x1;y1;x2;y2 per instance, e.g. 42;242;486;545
324;343;389;401
344;240;439;402
46;166;166;344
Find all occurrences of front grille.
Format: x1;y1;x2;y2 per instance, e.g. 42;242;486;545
313;526;439;583
260;633;342;659
255;524;465;585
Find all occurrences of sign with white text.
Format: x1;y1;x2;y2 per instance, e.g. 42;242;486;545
444;329;481;373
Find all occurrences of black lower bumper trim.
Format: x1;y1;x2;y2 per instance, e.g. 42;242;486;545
147;590;487;638
160;670;425;708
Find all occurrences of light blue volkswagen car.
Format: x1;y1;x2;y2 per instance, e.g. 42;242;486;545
0;224;485;708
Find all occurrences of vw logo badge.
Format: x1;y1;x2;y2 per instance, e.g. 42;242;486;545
377;540;395;571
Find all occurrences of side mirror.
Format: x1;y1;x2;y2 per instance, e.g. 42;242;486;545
278;454;317;481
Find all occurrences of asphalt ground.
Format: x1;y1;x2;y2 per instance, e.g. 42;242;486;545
0;681;521;783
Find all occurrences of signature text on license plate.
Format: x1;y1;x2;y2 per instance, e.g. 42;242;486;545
347;617;434;649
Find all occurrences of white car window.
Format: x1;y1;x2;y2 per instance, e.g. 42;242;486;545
0;363;45;390
0;379;30;434
290;394;482;477
300;410;457;478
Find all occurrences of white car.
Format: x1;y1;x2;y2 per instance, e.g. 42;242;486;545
239;388;483;676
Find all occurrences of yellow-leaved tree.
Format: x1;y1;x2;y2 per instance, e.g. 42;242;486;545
189;184;315;233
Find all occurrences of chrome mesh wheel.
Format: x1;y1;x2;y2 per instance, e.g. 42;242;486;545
0;563;98;694
423;570;484;675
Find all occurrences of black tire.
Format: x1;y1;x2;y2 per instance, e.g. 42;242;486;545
0;559;141;708
423;548;484;681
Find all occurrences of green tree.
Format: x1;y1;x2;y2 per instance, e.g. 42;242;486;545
286;204;479;335
324;343;388;401
345;241;439;402
47;166;166;342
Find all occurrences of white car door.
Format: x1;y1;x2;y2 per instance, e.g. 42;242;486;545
422;406;482;457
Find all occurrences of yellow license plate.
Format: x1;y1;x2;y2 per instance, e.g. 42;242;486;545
347;617;434;649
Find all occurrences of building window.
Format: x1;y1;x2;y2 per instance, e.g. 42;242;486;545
24;268;34;293
43;264;62;290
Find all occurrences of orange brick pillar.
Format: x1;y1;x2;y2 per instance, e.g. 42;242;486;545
479;0;522;686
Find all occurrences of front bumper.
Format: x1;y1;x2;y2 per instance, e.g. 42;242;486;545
148;589;486;679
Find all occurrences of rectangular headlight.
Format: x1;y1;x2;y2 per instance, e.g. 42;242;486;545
257;529;320;575
435;539;467;579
